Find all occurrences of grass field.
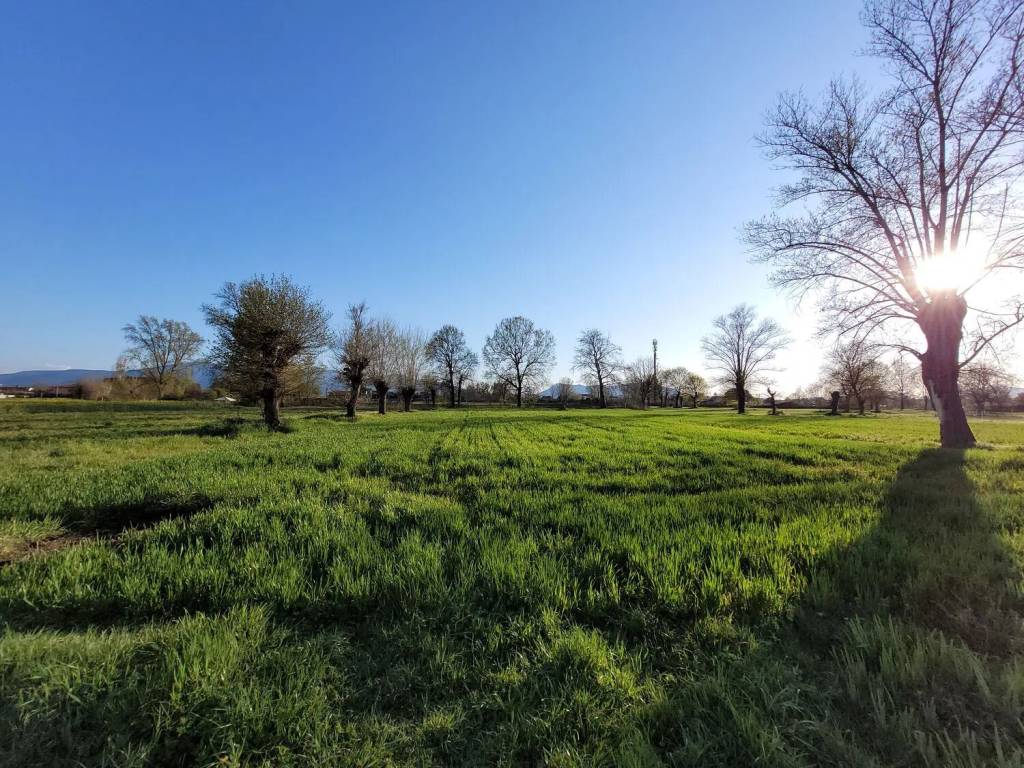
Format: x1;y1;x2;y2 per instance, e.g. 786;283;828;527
1;401;1023;766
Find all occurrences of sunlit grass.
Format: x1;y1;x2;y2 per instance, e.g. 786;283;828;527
1;401;1022;765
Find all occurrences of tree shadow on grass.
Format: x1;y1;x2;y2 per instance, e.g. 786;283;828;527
781;447;1024;763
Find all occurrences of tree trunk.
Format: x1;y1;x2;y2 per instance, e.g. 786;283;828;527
516;385;523;408
345;379;360;418
736;380;746;414
829;391;840;416
691;394;698;408
919;294;975;448
899;392;905;410
447;373;456;407
374;381;388;415
262;388;281;430
598;378;606;408
857;396;865;416
401;387;414;412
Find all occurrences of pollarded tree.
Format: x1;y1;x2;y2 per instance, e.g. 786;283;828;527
367;318;399;415
426;325;472;408
572;329;622;408
122;316;203;399
701;304;790;414
482;316;556;407
336;302;372;418
747;0;1024;447
203;275;332;429
395;328;428;412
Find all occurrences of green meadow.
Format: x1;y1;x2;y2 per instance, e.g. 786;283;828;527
1;401;1023;767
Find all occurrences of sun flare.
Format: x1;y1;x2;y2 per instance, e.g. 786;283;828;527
913;242;990;295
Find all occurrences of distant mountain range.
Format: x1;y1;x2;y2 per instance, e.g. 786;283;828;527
0;364;217;388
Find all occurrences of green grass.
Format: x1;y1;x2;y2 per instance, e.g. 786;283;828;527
1;401;1022;766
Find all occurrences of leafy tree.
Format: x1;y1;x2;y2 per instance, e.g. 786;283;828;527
203;276;331;429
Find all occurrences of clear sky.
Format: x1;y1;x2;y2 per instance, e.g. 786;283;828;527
2;1;906;391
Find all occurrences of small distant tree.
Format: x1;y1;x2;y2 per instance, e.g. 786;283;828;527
660;367;687;407
395;328;428;412
203;275;332;429
681;370;707;408
556;378;575;409
426;325;473;407
961;360;1014;414
366;318;399;415
572;329;622;408
482;316;556;407
122;316;203;399
822;338;887;415
766;385;779;416
336;302;372;418
889;353;917;411
421;372;440;408
454;348;478;406
702;304;790;414
624;357;657;408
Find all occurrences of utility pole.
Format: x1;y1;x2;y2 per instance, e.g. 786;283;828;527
652;338;658;407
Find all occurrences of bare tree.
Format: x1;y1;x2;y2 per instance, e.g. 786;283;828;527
336;302;371;419
822;338;888;415
203;275;332;429
421;372;440;408
572;329;622;408
367;318;399;415
766;385;779;415
961;359;1014;413
426;325;472;408
659;367;685;407
702;304;790;414
556;377;575;409
624;356;657;408
122;316;203;399
889;352;919;410
482;316;556;407
681;370;708;408
395;328;428;412
747;0;1024;446
454;348;478;406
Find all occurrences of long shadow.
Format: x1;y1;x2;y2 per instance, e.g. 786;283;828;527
775;447;1024;763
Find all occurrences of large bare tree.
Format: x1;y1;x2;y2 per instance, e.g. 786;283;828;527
336;302;371;419
702;304;790;414
572;328;622;408
426;325;473;407
203;275;332;429
747;0;1024;447
122;316;203;399
482;316;556;407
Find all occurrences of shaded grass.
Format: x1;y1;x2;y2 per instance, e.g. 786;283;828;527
0;401;1022;765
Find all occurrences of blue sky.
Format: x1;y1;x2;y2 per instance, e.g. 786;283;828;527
1;1;883;390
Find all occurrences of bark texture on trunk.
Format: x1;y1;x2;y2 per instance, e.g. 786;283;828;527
345;378;360;417
447;374;456;407
919;294;975;448
401;387;414;412
736;380;746;414
829;391;840;416
598;379;606;408
374;381;388;415
515;383;523;407
262;389;282;430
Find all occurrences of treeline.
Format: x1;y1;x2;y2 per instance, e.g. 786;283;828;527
75;274;1021;429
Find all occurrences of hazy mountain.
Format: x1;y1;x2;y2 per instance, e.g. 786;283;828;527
0;364;216;388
